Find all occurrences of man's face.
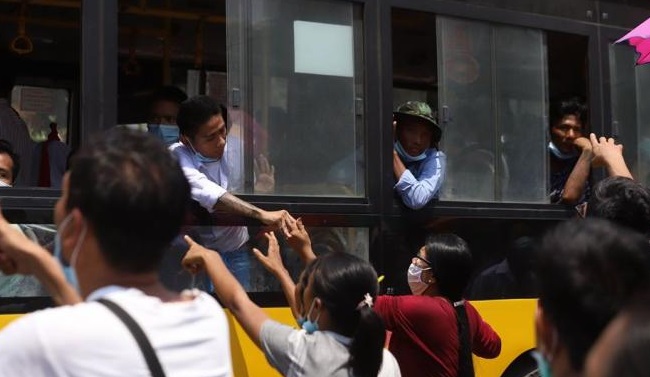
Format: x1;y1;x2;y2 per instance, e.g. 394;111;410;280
0;152;15;185
187;114;227;160
149;100;180;125
397;118;433;156
551;115;583;153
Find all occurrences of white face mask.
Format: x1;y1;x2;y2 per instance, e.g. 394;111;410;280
0;180;12;187
407;263;431;295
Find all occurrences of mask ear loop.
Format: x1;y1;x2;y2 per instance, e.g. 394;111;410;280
540;327;559;363
69;223;88;269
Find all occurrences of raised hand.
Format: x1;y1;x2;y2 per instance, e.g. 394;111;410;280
252;232;286;276
254;154;275;194
590;133;623;168
181;235;212;275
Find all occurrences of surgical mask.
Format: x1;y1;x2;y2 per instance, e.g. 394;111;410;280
531;351;553;377
395;141;427;163
185;139;220;164
148;124;179;146
548;141;578;160
300;299;320;334
0;180;11;187
407;263;431;295
53;213;87;291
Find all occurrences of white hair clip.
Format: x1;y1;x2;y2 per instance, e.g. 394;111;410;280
356;293;374;310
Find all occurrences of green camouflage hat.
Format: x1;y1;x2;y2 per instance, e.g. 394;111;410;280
394;101;442;142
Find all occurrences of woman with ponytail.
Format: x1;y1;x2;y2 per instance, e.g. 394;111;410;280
375;234;501;377
182;230;401;377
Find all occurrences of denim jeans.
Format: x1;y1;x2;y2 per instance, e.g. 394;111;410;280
218;245;252;291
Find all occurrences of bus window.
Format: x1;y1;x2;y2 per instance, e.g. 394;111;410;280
228;0;365;197
11;86;70;143
609;43;650;185
392;9;588;204
158;226;369;293
117;2;226;125
0;1;80;188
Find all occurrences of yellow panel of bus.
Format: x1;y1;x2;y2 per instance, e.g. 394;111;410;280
0;299;536;377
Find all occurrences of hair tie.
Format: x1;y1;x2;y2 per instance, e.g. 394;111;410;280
356;293;374;310
453;299;465;308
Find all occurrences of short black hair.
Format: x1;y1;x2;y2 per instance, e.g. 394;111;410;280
0;139;20;183
587;176;650;236
176;95;227;138
537;219;650;371
150;86;188;108
67;129;190;273
549;97;588;130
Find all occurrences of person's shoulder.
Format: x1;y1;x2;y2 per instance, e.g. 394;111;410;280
381;295;448;314
1;302;108;342
169;142;190;156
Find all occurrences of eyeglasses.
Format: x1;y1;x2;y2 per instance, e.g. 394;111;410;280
575;202;588;219
412;255;432;268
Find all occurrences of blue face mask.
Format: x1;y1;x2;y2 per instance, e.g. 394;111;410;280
148;124;180;146
548;141;578;160
395;141;427;163
54;214;87;291
531;351;553;377
300;299;320;334
185;139;220;164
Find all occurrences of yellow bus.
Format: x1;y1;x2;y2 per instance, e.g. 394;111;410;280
1;1;650;376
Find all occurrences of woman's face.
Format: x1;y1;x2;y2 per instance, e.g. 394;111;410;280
414;246;434;283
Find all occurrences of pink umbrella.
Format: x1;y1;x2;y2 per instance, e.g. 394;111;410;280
617;17;650;65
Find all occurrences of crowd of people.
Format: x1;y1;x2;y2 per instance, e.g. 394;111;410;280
0;87;646;377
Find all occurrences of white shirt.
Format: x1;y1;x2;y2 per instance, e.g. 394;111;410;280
170;140;248;252
261;320;402;377
0;286;233;377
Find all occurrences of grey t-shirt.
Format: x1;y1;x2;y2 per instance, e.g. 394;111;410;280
260;320;401;377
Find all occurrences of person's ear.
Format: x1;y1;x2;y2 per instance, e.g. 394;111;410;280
313;297;323;313
423;269;436;285
535;304;559;358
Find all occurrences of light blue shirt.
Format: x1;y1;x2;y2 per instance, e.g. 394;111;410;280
170;140;248;252
394;149;446;210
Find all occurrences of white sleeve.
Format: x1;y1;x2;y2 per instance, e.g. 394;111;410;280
0;314;57;376
170;144;227;211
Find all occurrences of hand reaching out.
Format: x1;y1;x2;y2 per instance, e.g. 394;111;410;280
286;218;311;253
590;133;623;168
181;235;212;275
0;205;46;276
252;232;286;276
260;210;295;239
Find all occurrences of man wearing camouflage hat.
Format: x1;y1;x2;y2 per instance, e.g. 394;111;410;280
393;101;446;209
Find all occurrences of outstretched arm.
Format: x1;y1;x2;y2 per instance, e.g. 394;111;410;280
252;232;299;318
590;133;633;178
182;235;268;347
214;193;293;238
0;213;81;306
